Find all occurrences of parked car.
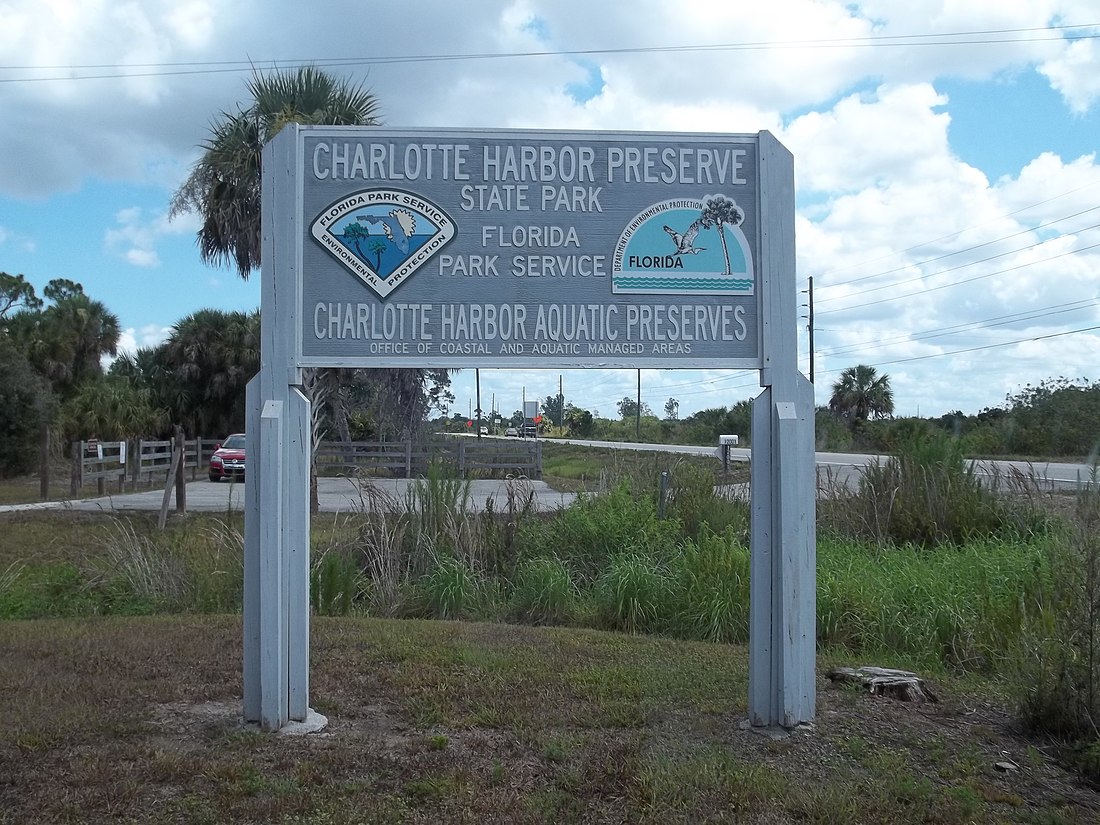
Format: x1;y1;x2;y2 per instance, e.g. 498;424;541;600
209;433;246;481
504;427;519;437
479;425;489;435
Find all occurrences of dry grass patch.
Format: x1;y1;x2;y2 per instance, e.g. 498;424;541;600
2;616;1099;823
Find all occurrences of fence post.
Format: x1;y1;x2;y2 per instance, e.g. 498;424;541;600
405;438;412;478
127;438;137;491
70;441;80;497
175;427;187;514
39;423;50;501
117;441;126;493
193;438;203;481
458;439;466;478
535;440;543;479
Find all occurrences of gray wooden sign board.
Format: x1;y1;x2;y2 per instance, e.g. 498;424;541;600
300;128;761;369
244;125;815;733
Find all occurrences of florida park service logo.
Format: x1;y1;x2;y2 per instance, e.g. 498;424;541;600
311;189;456;299
613;195;754;295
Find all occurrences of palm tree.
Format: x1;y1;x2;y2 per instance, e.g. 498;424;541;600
160;309;260;436
829;365;895;428
170;66;380;280
6;281;119;398
170;65;381;465
699;195;745;276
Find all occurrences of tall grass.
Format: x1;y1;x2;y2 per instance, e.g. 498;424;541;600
819;431;1047;546
594;551;673;634
665;463;748;542
669;528;750;644
1016;472;1100;746
817;536;1049;670
519;480;681;582
510;556;576;625
88;517;243;613
418;552;481;620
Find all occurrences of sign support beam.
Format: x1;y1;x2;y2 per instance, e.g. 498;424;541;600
748;133;816;729
243;126;315;732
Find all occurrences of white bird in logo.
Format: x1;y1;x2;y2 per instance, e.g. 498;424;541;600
357;208;417;254
663;220;706;255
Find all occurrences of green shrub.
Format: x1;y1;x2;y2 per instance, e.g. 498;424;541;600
510;556;576;625
594;551;674;634
669;529;750;643
310;548;364;616
1016;474;1100;749
0;341;55;478
419;553;480;620
520;481;680;582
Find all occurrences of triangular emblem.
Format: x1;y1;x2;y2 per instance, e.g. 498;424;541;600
310;188;456;299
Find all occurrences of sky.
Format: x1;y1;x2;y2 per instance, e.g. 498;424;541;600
1;1;1099;425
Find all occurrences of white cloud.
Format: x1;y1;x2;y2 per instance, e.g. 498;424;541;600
1040;32;1100;113
103;206;193;268
115;323;172;357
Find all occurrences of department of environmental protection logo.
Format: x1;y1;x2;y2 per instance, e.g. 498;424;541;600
311;189;456;299
612;195;754;295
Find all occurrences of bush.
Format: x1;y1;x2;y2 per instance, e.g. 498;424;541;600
510;556;576;625
669;529;750;643
594;551;674;634
520;480;681;582
0;341;55;478
1016;474;1100;751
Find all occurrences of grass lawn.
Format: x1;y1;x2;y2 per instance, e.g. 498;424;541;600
1;614;1097;824
539;439;748;493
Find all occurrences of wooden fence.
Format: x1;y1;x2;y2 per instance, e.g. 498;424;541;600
314;438;542;479
70;437;220;495
69;435;541;493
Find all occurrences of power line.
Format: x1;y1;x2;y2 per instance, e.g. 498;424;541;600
819;204;1100;291
823;323;1100;372
817;239;1100;315
811;180;1100;284
2;23;1098;83
817;298;1100;358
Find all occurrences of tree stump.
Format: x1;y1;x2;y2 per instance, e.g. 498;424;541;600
826;666;938;703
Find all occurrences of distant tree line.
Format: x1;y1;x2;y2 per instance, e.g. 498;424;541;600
435;365;1098;463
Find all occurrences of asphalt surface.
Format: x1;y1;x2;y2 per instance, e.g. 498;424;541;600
0;476;577;515
546;437;1095;492
2;440;1091;516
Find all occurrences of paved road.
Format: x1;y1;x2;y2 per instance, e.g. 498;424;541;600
0;476;577;516
544;437;1095;491
3;441;1091;516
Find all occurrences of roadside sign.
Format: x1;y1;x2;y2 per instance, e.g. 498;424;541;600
296;128;767;369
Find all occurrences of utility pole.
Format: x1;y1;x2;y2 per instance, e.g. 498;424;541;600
475;368;482;439
807;275;815;383
558;374;564;429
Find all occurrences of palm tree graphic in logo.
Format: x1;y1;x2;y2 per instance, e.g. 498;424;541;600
698;195;745;276
662;195;745;275
613;194;753;295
